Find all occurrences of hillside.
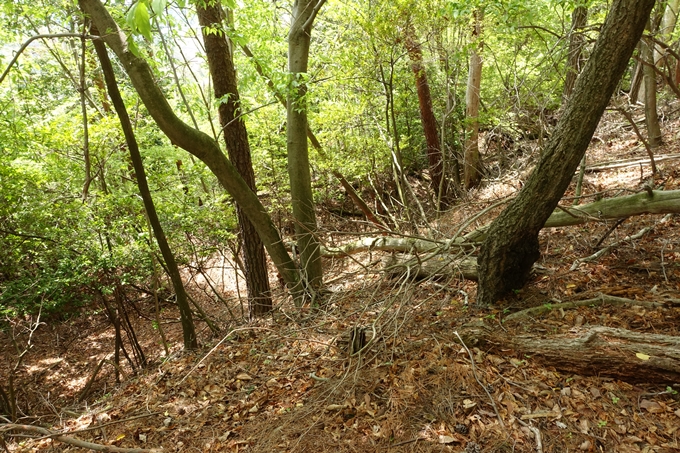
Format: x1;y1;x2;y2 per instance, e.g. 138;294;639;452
2;106;680;453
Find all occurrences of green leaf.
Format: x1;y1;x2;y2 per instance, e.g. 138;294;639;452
224;0;236;8
151;0;166;17
127;35;141;57
134;2;152;40
126;3;137;28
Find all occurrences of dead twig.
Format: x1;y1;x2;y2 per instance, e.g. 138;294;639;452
454;331;506;430
503;293;664;322
570;214;672;271
0;423;161;452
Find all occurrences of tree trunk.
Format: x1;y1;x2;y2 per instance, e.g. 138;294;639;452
196;1;272;317
643;21;662;148
403;23;449;208
79;0;303;301
563;5;588;99
463;9;483;189
655;0;680;65
239;43;386;231
476;0;656;306
287;0;326;294
91;29;197;349
458;323;680;384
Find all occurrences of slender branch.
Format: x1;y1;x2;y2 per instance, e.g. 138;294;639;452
0;423;161;452
0;33;98;86
302;0;328;31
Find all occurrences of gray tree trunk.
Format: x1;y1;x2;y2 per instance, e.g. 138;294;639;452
287;0;326;294
464;9;483;189
476;0;656;306
197;1;273;317
655;0;680;64
563;5;588;99
643;21;662;147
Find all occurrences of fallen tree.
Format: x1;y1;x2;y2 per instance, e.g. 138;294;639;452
457;322;680;384
322;189;680;281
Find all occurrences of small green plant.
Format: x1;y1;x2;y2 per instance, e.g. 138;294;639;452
666;386;678;395
611;396;620;405
597;420;607;428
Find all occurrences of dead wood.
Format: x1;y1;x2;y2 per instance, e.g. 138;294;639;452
323;190;680;257
503;293;666;322
381;253;478;280
0;422;162;452
457;322;680;384
586;155;680;172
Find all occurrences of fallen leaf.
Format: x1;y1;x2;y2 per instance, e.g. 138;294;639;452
640;399;663;413
438;435;460;444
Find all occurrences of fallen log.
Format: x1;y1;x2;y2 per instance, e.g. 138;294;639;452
457;322;680;384
321;189;680;259
381;253;478;280
465;188;680;242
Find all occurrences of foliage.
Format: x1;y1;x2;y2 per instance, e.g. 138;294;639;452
0;0;644;315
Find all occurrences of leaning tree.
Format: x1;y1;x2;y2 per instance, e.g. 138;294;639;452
476;0;656;306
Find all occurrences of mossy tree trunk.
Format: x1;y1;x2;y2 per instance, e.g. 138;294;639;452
287;0;327;294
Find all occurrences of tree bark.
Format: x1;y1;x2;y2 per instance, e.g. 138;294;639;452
476;0;656;306
458;323;680;384
196;1;272;317
403;23;449;208
78;0;303;300
463;9;483;189
287;0;326;294
563;5;588;99
91;28;197;349
642;20;662;148
655;0;680;65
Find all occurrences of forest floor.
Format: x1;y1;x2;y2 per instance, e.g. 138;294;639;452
2;105;680;453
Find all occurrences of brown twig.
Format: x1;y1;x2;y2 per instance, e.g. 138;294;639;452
0;422;161;452
454;331;506;430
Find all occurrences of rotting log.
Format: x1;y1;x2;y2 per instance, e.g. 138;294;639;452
381;254;478;281
457;322;680;384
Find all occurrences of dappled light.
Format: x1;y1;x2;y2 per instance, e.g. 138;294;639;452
2;0;679;451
